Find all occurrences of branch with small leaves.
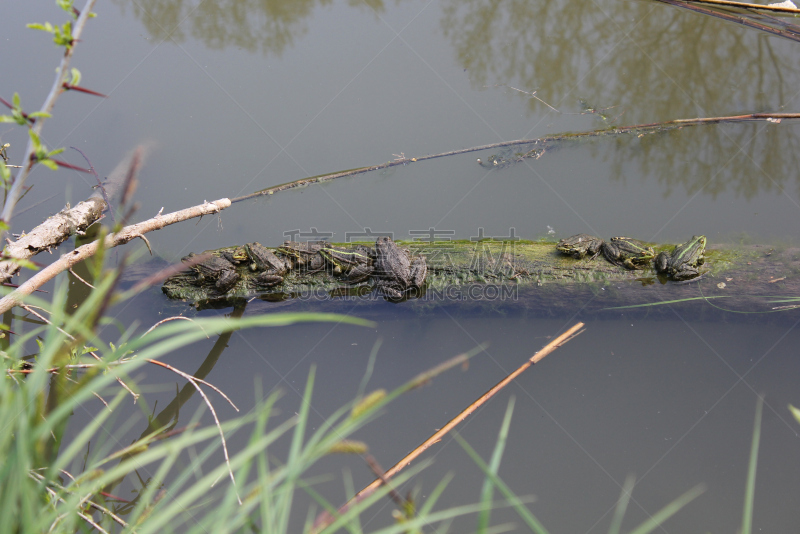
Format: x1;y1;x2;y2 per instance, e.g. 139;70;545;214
0;0;99;236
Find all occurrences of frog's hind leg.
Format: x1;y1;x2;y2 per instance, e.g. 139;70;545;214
410;257;427;288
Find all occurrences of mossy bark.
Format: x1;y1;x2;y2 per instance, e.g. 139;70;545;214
161;240;800;318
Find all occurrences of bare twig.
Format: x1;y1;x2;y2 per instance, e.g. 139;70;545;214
124;253;211;298
0;198;231;314
364;455;408;510
68;268;95;289
0;144;153;284
147;358;241;504
34;479;111;534
234;112;800;203
142;316;209;338
20;304;138;402
118;149;142;224
71;145;114;226
687;0;800;13
14;193;59;217
658;0;800;41
29;470;128;528
487;83;560;113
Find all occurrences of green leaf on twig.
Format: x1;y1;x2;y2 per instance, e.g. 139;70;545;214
57;0;75;14
0;161;10;185
27;20;74;48
38;160;58;171
3;92;30;125
70;68;81;86
26;22;55;33
28;129;65;171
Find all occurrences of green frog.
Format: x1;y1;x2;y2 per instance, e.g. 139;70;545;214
655;235;706;281
277;241;326;271
241;242;291;287
373;236;427;298
602;237;655;270
183;254;239;292
556;234;604;259
220;246;247;266
320;245;374;283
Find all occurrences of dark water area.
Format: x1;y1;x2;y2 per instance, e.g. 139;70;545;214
4;0;800;531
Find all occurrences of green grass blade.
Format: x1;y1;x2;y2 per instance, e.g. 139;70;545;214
741;397;763;534
276;365;316;533
316;462;429;533
607;474;634;534
454;433;550;534
789;404;800;426
627;484;705;534
603;296;729;310
341;468;364;534
418;472;454;518
478;397;515;533
51;390;128;475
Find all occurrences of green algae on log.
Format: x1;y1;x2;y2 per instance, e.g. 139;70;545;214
161;240;800;316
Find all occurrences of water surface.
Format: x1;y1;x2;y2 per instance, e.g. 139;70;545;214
3;0;800;531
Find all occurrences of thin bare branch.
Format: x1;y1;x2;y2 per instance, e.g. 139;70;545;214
0;198;231;314
125;253;210;298
688;0;800;13
658;0;800;41
146;358;241;504
0;143;154;284
146;359;238;411
68;268;95;289
20;304;138;402
234;113;800;204
30;470;128;529
142;316;209;338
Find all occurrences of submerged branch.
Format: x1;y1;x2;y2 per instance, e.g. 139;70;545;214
657;0;800;42
686;0;800;13
233;112;800;202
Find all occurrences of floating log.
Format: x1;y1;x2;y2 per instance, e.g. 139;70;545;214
161;240;799;320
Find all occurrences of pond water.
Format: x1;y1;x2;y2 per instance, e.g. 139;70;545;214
4;0;800;531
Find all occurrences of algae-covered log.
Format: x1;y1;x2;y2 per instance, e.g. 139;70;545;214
161;240;800;317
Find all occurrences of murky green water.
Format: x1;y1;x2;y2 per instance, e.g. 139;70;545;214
4;0;800;531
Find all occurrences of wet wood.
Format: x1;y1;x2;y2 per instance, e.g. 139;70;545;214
161;240;800;319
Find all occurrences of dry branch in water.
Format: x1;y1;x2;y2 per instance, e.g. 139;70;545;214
0;145;152;284
311;322;585;533
657;0;800;42
687;0;800;13
0;199;230;314
235;112;800;203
